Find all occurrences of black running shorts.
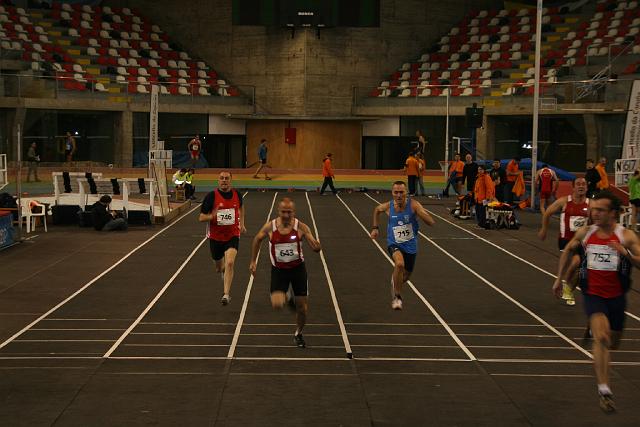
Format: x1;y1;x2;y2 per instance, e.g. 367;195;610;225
209;237;239;261
583;293;626;332
387;245;417;273
271;263;308;297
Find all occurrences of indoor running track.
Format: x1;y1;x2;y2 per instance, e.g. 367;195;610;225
1;190;639;426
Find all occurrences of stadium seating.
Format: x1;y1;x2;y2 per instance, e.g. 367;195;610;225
0;1;237;97
374;0;640;98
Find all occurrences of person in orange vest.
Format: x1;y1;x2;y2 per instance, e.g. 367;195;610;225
473;164;496;228
443;153;464;197
404;151;420;196
320;153;338;195
505;157;520;204
595;157;609;191
536;163;559;214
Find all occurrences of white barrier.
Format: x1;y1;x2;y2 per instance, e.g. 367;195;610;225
0;154;7;191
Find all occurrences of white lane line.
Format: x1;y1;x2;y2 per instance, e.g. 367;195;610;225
0;357;102;360
0;203;203;351
490;373;593;378
103;237;208;358
32;328;123;331
230;373;355;376
131;332;232;336
244;323;336;326
108;356;228;360
478;358;592;364
345;323;442;326
336;194;476;361
305;192;353;358
123;344;228;347
364;193;593;360
227;192;278;359
13;340;113;342
139;322;236;325
356;357;471;362
237;345;344;349
44;318;121;321
425;208;640;323
362;372;480;376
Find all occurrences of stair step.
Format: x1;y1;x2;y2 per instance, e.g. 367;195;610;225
87;67;101;75
56;39;71;46
67;48;81;56
38;20;53;28
108;95;126;101
500;82;513;89
547;35;561;42
565;17;579;23
556;26;570;32
48;30;61;36
30;12;44;19
97;77;110;83
519;63;532;69
76;58;91;65
510;72;524;79
490;90;503;97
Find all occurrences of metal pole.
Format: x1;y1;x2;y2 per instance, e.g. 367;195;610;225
444;89;450;181
531;0;543;208
15;124;22;241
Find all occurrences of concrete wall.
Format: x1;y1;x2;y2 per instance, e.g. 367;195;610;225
114;0;502;116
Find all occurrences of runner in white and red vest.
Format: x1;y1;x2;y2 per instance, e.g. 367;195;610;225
249;197;321;349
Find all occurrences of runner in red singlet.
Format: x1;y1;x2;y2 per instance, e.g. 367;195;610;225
535;164;558;214
249;197;321;348
538;177;589;305
554;191;640;412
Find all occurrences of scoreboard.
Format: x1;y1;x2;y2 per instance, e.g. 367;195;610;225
232;0;380;27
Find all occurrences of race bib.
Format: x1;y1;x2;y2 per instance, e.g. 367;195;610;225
216;208;235;225
392;224;414;243
586;244;619;271
275;242;299;263
569;216;586;231
192;145;199;151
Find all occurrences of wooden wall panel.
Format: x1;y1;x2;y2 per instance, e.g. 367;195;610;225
246;121;361;169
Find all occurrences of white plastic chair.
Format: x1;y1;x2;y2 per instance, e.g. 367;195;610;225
21;202;47;233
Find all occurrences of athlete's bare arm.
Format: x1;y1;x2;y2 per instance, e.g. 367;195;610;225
239;205;247;234
298;222;322;253
249;221;272;275
538;196;568;240
553;226;588;297
370;202;390;239
412;199;435;226
610;229;640;269
198;211;215;222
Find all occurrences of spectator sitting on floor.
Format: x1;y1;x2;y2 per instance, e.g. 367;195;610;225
92;195;127;231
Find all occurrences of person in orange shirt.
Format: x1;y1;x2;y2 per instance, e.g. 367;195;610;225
405;152;420;196
320;153;338;195
443;153;465;197
505;157;520;204
474;164;496;228
595;157;609;190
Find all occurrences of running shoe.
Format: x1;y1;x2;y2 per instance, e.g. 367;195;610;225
599;393;616;413
221;294;231;305
391;296;403;310
561;281;575;306
294;333;306;348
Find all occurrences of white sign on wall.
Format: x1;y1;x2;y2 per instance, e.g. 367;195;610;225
615;158;640;186
623;80;640;160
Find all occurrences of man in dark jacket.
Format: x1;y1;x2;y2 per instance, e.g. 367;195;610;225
462;153;479;194
585;158;601;198
489;159;507;202
92;195;127;231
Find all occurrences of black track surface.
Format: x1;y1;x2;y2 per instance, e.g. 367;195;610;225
1;191;639;426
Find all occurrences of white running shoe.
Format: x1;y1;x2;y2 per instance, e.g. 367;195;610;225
221;294;231;305
391;296;403;310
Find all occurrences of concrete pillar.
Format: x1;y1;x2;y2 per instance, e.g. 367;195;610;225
114;110;133;167
584;113;598;162
476;114;492;160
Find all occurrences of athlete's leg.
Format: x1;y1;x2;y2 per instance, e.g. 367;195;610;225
254;163;264;178
590;312;611;388
391;250;405;296
631;204;638;230
295;296;308;335
222;247;238;296
271;291;286;308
